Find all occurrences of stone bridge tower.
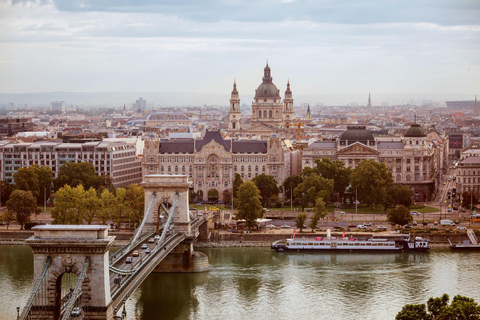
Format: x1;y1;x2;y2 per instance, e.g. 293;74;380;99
26;225;114;320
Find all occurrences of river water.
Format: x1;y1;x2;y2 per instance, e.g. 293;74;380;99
2;245;480;320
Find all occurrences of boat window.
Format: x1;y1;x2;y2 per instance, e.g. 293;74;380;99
372;243;377;246
366;243;371;246
355;243;360;246
319;243;325;245
378;243;384;246
308;243;313;246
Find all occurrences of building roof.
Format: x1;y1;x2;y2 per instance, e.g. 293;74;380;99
305;141;337;149
195;130;230;152
232;140;267;153
159;140;195;154
458;157;480;165
145;113;190;121
404;123;426;137
377;141;405;149
339;126;374;142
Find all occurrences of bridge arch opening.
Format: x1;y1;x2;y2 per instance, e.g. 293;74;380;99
156;201;172;233
54;272;81;320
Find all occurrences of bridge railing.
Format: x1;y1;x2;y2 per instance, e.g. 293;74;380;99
61;256;90;320
109;229;158;266
110;232;185;307
20;256;52;320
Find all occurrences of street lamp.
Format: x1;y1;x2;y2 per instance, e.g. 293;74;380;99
422;203;425;227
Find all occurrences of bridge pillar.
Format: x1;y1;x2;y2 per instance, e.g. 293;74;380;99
26;225;114;320
142;174;192;236
154;242;209;273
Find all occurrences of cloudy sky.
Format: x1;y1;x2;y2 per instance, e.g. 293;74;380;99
0;0;479;99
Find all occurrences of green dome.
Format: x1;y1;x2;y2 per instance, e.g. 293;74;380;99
404;124;426;137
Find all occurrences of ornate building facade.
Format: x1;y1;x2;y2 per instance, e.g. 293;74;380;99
142;130;286;202
228;63;294;137
302;125;442;202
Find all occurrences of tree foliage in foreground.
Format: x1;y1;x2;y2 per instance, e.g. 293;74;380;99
295;212;307;232
350;159;393;207
387;205;413;226
396;294;480;320
6;190;38;229
236;181;263;229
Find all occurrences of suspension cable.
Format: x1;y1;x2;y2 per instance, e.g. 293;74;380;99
20;256;52;320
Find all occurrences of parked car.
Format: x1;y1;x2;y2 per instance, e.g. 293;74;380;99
363;223;372;226
453;206;458;210
132;250;139;257
457;226;467;230
358;225;367;229
71;307;82;317
423;221;428;226
430;225;438;229
433;221;439;225
377;225;387;230
340;211;346;214
410;211;421;215
347;224;357;228
263;208;270;212
404;225;412;229
266;224;276;229
447;208;452;213
125;257;132;264
412;221;417;226
281;225;290;229
141;244;147;249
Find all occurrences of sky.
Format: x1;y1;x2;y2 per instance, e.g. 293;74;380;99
0;0;479;101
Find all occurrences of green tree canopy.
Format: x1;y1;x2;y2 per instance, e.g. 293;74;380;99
393;185;413;208
54;162;112;192
315;158;352;199
51;185;85;224
350;159;394;207
125;183;144;228
223;189;232;206
295;212;307;232
252;174;280;207
232;173;243;199
14;165;54;206
236;181;263;229
311;197;328;232
282;175;302;203
462;190;478;210
396;294;480;320
6;190;38;229
387;205;413;226
294;173;334;210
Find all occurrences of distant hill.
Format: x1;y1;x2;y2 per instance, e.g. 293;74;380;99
0;92;474;108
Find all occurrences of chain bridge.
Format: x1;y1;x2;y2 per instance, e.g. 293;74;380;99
19;175;209;320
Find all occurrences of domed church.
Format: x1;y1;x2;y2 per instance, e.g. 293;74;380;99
228;62;294;137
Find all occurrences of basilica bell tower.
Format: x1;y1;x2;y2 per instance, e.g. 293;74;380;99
228;80;241;132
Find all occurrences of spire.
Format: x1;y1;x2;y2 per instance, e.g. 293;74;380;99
414;113;417;124
367;92;372;108
263;61;272;82
231;80;238;95
307;103;311;114
285;79;292;94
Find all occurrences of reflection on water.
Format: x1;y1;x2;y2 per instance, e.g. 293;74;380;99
3;246;480;320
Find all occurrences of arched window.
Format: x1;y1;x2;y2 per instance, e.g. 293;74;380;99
232;122;236;129
406;175;411;181
259;110;262;118
269;110;273;118
264;110;267;118
396;174;401;182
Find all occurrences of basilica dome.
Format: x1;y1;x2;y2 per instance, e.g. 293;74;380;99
254;63;281;99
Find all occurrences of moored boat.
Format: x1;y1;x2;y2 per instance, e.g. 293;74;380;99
449;229;480;251
271;230;430;253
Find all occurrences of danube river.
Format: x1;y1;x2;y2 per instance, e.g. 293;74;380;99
2;245;480;320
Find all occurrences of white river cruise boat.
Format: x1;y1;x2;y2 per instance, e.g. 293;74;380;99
271;230;430;253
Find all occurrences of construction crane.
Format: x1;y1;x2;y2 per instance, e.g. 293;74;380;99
285;118;306;142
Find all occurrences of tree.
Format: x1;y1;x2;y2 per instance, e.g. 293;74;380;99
236;181;263;229
462;191;478;210
83;187;101;224
0;181;14;207
387;205;412;226
252;174;280;207
13;165;54;206
55;162;111;191
350;159;394;207
6;190;37;229
51;185;85;224
294;173;334;210
393;185;413;207
396;294;480;320
282;175;302;203
1;210;15;230
13;167;40;200
125;183;144;228
223;189;232;206
315;158;352;200
98;189;114;225
295;212;307;232
310;197;328;232
112;188;128;228
232;173;243;199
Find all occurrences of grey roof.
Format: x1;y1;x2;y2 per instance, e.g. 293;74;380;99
459;157;480;165
232;140;267;153
195;130;230;152
377;141;405;149
159;140;195;154
305;141;337;149
339;126;374;142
